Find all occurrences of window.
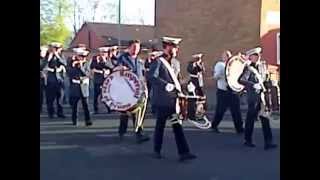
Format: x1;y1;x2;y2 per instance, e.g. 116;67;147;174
277;32;280;65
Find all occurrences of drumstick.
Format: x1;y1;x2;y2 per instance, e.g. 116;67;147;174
123;78;135;93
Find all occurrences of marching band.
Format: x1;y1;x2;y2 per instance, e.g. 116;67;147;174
40;37;279;161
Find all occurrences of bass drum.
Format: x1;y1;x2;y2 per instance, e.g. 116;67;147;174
101;70;147;112
225;54;247;92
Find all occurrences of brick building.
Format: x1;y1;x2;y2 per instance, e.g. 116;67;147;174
69;0;280;88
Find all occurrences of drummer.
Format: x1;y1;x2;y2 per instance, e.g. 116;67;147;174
186;53;206;122
116;39;150;143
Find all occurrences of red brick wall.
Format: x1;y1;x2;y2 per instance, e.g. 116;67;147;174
260;0;280;67
70;23;155;50
70;24;91;48
155;0;262;88
70;1;268;89
261;29;279;66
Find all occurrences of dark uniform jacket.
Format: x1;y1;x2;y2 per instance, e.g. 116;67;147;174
149;54;181;108
46;54;66;84
187;61;204;95
238;63;261;104
68;65;87;98
145;58;157;82
90;56;113;84
117;52;144;80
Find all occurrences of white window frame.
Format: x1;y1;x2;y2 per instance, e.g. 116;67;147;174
277;32;280;65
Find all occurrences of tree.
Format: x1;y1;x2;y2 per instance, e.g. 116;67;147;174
40;0;72;46
41;16;71;46
90;0;101;21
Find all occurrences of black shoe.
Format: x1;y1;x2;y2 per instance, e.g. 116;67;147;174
57;114;66;119
179;153;197;162
264;143;278;150
152;152;164;159
136;134;150;144
85;121;93;126
72;121;78;126
48;114;54;119
244;141;256;147
93;111;99;114
211;127;220;133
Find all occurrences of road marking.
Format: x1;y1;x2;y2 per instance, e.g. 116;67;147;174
40;144;79;150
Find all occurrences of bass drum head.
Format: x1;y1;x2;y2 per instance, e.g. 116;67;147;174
101;70;145;112
225;55;246;92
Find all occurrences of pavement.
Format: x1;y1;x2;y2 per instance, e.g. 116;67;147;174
40;106;280;180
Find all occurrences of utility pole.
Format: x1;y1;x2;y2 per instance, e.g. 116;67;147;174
118;0;121;47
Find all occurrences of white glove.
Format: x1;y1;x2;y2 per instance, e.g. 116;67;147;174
244;60;251;66
81;77;89;85
165;83;175;92
187;83;196;93
253;83;261;90
104;69;111;75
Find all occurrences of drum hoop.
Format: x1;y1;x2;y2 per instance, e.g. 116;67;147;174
225;55;245;92
101;70;146;112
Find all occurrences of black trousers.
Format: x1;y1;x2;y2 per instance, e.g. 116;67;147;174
154;107;190;155
118;113;142;135
93;83;102;112
46;82;64;117
146;81;156;114
146;81;152;99
93;83;110;113
244;101;273;144
40;79;46;112
187;99;197;120
69;96;91;124
212;89;243;132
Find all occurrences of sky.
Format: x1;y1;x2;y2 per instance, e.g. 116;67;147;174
64;0;155;31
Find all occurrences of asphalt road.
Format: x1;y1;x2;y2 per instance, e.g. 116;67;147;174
40;114;280;180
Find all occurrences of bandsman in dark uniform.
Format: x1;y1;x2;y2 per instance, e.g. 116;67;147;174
68;48;92;126
145;50;157;95
40;46;48;113
45;42;66;119
90;46;114;114
67;44;87;70
145;50;162;114
109;45;119;66
65;44;89;105
239;47;277;150
149;37;197;161
186;53;206;121
117;40;150;143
